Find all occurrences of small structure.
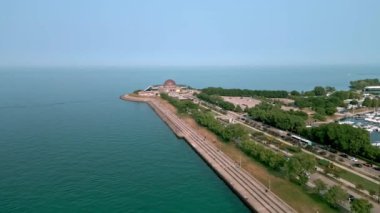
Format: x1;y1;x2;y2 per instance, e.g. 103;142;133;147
291;134;313;146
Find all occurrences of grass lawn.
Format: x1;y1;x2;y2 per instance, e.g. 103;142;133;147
339;170;378;193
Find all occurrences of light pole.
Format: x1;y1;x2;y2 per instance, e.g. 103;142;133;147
239;154;242;169
378;182;380;203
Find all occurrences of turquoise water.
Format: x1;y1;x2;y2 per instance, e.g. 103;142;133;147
0;66;379;212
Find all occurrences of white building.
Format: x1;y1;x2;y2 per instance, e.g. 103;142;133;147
364;86;380;96
138;79;190;97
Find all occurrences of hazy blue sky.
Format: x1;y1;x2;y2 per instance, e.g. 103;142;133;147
1;0;379;66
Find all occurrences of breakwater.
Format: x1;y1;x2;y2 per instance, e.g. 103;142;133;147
121;94;296;213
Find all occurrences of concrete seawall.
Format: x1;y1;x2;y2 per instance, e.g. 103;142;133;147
121;94;296;213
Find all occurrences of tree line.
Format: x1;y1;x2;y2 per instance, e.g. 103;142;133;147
362;97;380;108
293;96;340;117
196;92;238;111
247;102;308;133
291;86;336;97
193;110;249;142
350;78;380;90
293;89;360;115
160;93;248;142
302;123;380;162
201;87;289;98
292;89;361;120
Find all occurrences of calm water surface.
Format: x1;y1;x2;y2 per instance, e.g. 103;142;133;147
0;66;379;212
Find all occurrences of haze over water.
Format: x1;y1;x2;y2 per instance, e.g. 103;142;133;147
0;66;379;212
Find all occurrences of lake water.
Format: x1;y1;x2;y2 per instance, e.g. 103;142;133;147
0;66;379;212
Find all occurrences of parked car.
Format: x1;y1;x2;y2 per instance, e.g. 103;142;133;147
350;157;358;162
353;163;362;168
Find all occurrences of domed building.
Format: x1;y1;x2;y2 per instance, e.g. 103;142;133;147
162;79;177;92
141;79;189;95
163;79;176;87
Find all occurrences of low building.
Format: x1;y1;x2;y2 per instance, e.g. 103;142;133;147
138;79;191;97
364;86;380;96
144;79;189;94
291;134;313;146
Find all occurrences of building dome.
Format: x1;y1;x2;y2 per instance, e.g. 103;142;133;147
163;79;176;87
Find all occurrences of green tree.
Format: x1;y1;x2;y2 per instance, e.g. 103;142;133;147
367;98;380;108
290;90;301;96
325;107;337;115
313;179;327;194
294;95;342;115
247;103;307;133
350;100;359;105
314;86;326;96
223;124;249;142
304;123;373;161
239;140;286;170
323;163;342;178
285;153;316;185
324;185;348;208
313;113;326;121
304;90;316;96
197;93;236;111
331;91;350;100
235;105;243;113
325;86;336;93
362;97;372;107
351;198;373;213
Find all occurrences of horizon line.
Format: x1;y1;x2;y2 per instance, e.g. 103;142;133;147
1;63;380;69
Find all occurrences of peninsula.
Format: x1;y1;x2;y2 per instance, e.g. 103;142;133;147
122;79;380;213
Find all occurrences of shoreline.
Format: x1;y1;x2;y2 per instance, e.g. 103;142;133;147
121;94;296;213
